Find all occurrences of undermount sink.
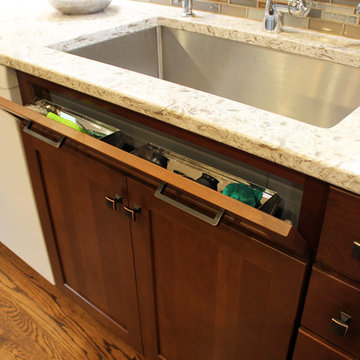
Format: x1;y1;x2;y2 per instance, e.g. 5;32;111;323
64;25;360;128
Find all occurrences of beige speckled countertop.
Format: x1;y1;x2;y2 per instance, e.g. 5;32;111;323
1;0;360;193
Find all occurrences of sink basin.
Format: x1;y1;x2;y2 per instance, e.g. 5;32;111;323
65;25;360;128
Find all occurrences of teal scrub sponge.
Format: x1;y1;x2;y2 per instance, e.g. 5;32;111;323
222;183;263;208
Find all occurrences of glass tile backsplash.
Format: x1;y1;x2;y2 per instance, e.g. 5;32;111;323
143;0;360;39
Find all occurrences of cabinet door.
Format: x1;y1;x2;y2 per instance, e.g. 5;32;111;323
21;129;142;352
128;178;307;360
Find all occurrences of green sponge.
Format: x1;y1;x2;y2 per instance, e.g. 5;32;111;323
222;183;263;208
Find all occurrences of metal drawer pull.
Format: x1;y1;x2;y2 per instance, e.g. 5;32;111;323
105;195;122;212
331;312;352;336
154;182;225;226
351;241;360;261
23;120;66;148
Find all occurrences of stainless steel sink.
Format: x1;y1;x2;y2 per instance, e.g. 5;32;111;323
66;26;360;128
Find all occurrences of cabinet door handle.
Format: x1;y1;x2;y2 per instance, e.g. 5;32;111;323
23;120;66;148
155;182;224;226
105;195;122;211
351;241;360;261
331;312;352;336
123;205;141;222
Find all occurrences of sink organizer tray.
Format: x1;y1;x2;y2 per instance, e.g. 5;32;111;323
27;99;135;152
27;100;279;215
133;143;280;214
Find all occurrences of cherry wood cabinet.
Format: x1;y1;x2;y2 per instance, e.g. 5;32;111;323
15;116;308;360
0;93;309;359
20;128;142;352
4;71;349;359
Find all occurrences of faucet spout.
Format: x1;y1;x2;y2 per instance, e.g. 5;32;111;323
182;0;194;16
263;0;312;33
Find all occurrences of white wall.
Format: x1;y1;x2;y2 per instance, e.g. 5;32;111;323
0;65;55;284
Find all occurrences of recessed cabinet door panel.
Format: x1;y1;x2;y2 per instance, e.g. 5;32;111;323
128;178;307;360
293;328;356;360
23;134;142;351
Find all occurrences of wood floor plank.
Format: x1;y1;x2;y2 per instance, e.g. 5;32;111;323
0;315;48;360
0;242;144;360
0;286;74;359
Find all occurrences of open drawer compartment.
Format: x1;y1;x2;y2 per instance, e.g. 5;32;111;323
26;98;280;217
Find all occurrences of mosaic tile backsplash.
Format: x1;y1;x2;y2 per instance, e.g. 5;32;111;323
135;0;360;38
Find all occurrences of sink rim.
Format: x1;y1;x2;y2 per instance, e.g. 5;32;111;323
49;15;360;68
49;18;360;129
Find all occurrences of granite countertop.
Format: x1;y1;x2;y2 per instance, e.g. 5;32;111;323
1;0;360;193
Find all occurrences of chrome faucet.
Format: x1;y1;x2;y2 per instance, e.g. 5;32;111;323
263;0;312;33
182;0;194;17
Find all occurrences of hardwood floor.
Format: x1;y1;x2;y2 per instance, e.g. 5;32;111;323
0;242;144;360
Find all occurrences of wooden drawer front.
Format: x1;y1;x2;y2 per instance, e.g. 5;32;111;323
302;267;360;357
317;187;360;282
293;327;357;360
